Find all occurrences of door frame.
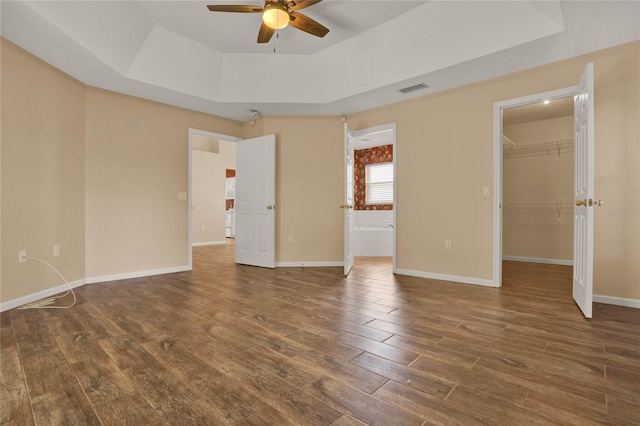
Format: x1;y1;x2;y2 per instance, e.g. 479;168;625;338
492;87;576;287
349;122;398;273
188;128;242;270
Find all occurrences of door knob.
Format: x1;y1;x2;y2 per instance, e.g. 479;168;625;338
340;204;346;209
576;199;604;207
266;205;273;210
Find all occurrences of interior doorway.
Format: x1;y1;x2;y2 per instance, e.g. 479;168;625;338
501;96;575;267
493;64;597;318
500;96;576;310
493;86;577;288
188;129;241;270
346;123;397;275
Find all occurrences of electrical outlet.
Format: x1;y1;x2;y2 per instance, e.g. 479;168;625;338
200;225;205;231
19;250;27;263
445;240;452;250
177;192;187;201
483;186;491;197
53;244;60;257
288;234;294;243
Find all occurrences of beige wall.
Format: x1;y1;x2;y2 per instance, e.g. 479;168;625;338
503;116;574;261
591;43;640;301
1;39;86;302
348;88;497;280
348;40;639;299
192;138;236;244
2;37;638;304
259;116;344;263
242;117;265;140
1;37;243;302
1;38;3;286
85;88;242;278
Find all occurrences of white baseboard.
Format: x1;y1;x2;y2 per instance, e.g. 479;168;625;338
502;256;573;266
4;268;636;314
593;294;640;309
192;240;227;247
275;261;344;267
1;278;86;312
2;266;192;312
395;269;497;288
85;265;191;284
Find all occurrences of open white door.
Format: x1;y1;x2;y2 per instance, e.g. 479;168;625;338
343;123;354;275
235;134;276;268
573;63;595;318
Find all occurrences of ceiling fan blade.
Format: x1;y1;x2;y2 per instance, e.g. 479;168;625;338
289;11;329;38
258;22;275;43
287;0;322;11
206;5;263;13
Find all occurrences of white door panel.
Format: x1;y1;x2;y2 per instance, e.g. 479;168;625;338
344;123;354;275
573;63;594;318
235;134;276;268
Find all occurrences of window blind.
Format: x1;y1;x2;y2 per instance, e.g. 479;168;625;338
366;163;393;204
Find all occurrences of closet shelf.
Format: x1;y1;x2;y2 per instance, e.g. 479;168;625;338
504;138;573;159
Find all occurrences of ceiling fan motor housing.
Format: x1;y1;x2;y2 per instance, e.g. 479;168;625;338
263;4;290;30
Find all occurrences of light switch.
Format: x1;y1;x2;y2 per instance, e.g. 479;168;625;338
178;192;187;201
482;186;491;197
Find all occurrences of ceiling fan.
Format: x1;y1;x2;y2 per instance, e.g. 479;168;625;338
206;0;329;43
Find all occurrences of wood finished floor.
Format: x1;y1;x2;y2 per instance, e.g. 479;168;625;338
2;244;639;425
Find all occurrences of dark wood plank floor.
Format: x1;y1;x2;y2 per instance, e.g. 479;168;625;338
2;244;639;425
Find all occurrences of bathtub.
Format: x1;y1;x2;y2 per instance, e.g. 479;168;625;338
352;224;393;256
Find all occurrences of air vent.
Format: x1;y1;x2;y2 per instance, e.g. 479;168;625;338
398;83;429;94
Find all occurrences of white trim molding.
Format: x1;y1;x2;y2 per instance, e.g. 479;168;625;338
275;261;344;268
2;265;192;312
85;265;191;284
192;240;227;247
395;269;497;288
0;278;86;312
502;256;573;266
593;295;640;309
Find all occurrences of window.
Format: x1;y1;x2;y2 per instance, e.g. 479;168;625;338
366;163;393;204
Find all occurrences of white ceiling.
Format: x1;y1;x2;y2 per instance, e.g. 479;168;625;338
503;96;574;126
139;1;427;55
1;1;638;122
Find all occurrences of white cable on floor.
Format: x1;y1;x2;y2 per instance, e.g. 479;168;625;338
17;256;77;310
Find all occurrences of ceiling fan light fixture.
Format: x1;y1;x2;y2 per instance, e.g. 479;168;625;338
263;5;290;30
